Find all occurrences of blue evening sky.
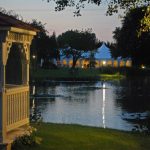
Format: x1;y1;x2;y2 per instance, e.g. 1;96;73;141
0;0;121;42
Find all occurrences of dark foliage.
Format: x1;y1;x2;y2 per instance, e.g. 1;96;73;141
113;7;150;66
58;29;100;68
30;20;59;68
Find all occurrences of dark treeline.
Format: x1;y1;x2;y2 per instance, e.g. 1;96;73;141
110;7;150;67
30;20;101;69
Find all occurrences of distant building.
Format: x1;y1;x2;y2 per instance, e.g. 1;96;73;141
59;43;132;68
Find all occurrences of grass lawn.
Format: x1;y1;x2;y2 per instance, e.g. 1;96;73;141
30;68;124;81
100;73;124;80
27;123;150;150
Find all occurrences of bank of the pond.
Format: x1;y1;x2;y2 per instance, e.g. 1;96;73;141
27;123;150;150
30;68;124;82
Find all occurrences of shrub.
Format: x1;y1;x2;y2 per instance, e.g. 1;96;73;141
12;126;42;150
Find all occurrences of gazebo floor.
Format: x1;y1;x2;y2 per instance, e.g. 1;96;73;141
0;125;29;150
7;125;29;142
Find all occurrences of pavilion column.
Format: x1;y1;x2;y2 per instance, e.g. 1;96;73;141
0;41;11;142
22;60;26;85
0;43;2;142
1;63;6;142
22;60;29;85
22;43;30;85
1;65;6;89
1;42;7;89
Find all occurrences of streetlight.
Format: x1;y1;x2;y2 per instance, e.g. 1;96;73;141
32;55;36;71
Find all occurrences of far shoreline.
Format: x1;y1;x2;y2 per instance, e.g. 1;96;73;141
30;67;127;84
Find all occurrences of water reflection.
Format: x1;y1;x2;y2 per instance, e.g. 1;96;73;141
115;78;150;112
102;83;106;128
30;79;150;131
114;78;150;131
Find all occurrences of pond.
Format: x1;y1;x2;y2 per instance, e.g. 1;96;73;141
30;77;150;131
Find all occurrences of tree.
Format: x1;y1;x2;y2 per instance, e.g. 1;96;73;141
44;0;150;33
89;51;96;68
105;41;120;59
58;29;99;68
44;0;149;14
30;20;59;68
30;20;49;62
113;7;150;66
140;6;150;34
49;32;59;60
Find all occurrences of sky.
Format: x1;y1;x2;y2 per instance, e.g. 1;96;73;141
0;0;122;42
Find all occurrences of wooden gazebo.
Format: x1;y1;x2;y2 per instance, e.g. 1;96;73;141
0;13;38;149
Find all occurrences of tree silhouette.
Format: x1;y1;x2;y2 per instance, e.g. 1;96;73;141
113;7;150;66
58;29;99;68
30;20;59;68
43;0;150;33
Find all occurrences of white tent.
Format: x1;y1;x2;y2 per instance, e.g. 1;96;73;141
95;43;111;60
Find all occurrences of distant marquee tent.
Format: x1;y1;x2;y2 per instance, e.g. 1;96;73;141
59;43;132;68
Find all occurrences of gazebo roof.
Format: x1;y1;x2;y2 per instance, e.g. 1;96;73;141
0;12;38;32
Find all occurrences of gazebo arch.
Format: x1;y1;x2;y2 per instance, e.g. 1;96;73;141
6;43;22;85
0;13;38;149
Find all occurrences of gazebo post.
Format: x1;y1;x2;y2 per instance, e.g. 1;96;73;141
2;91;6;143
22;60;28;85
1;40;13;144
21;43;30;86
1;42;7;143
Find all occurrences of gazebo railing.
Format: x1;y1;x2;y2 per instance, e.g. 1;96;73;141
5;85;29;132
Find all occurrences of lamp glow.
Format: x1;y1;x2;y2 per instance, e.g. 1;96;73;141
141;65;146;69
102;61;106;65
32;55;36;59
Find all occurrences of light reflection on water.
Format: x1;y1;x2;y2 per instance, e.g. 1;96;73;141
102;83;106;128
30;80;150;131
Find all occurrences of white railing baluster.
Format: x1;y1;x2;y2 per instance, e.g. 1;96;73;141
5;85;29;132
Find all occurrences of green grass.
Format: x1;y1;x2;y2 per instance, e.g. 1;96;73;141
31;68;99;79
30;68;124;81
27;123;150;150
100;73;125;80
